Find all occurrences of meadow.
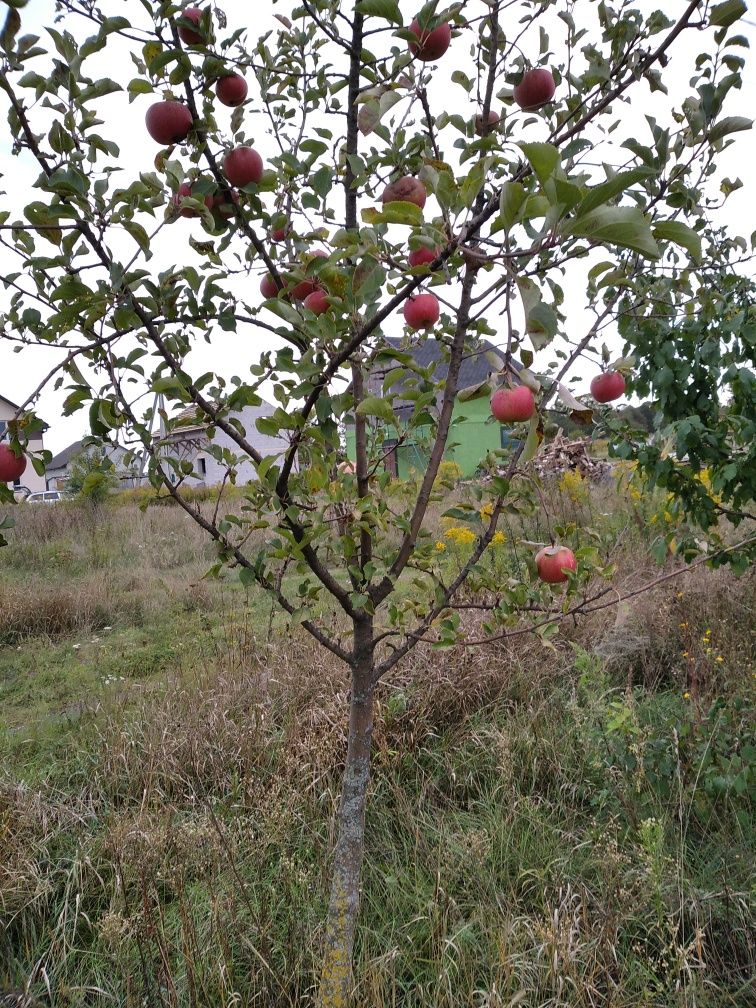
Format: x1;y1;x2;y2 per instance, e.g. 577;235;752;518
0;472;753;1007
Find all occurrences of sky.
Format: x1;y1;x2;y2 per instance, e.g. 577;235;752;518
0;0;755;455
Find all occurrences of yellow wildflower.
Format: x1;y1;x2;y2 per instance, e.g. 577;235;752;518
435;541;446;552
683;692;690;700
492;531;506;546
715;656;724;664
444;525;477;546
679;622;688;629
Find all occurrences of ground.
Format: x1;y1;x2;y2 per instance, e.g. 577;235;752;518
0;481;753;1007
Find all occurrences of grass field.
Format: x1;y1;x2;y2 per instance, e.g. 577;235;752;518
0;481;753;1007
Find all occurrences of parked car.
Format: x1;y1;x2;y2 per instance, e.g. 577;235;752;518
24;490;66;504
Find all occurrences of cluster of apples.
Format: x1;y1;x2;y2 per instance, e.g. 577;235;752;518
407;14;556;122
384;17;557;332
490;366;627;434
144;7;263;224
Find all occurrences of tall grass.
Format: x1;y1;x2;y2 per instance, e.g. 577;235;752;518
0;484;753;1007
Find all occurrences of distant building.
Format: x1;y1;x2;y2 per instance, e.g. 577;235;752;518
345;338;521;478
154;400;295;486
0;394;47;493
44;439;142;491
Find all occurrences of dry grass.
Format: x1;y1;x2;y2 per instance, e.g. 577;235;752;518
0;487;753;1007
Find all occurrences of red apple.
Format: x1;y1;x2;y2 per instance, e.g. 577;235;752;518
403;292;439;330
474;109;500;135
303;289;330;315
514;68;556;111
216;74;248;107
408;17;452;61
178;6;206;45
289;278;320;301
173;181;213;218
271;224;288;242
211;189;240;218
145;101;193;145
382;176;426;209
535;545;576;584
408;245;439;268
260;273;279;299
222;146;263;188
0;444;27;482
490;386;535;423
590;371;626;403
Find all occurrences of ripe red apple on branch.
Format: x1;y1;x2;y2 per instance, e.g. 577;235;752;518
403;292;440;330
303;289;330;315
216;74;248;107
408;245;439;268
173;181;213;218
408;17;452;61
260;273;279;299
535;545;577;584
382;176;427;209
0;444;27;483
490;386;535;423
145;101;193;145
514;68;556;111
474;109;500;135
590;370;626;403
222;146;263;188
178;6;206;45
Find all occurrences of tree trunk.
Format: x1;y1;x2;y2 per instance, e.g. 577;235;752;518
317;627;375;1007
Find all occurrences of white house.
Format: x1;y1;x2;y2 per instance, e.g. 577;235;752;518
154;400;295;486
45;439;144;491
0;394;46;493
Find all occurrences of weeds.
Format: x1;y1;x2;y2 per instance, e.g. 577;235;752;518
0;489;753;1006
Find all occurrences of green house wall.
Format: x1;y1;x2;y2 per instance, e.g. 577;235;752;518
345;398;510;478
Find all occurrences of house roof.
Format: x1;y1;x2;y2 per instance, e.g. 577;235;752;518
0;394;49;431
46;438;127;471
379;336;514;392
46;438;88;471
370;337;519;420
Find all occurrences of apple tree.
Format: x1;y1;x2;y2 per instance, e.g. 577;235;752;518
0;0;754;1002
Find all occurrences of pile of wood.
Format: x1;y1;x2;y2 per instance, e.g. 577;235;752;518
533;431;612;481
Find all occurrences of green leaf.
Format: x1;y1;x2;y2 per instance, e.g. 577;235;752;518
499;181;526;229
362;201;424;227
521;415;543;463
652;220;702;262
1;7;21;53
127;77;153;102
457;379;492;402
561;206;660;259
355;0;402;24
519;142;560;187
709;0;747;28
707;115;752;143
122;220;152;257
576;167;658;216
78;78;121;103
517;276;558;351
355;395;395;423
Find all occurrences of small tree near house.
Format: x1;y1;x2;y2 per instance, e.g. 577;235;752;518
0;1;754;1002
65;446;120;505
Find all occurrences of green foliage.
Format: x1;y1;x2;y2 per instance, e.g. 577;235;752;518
65;447;119;505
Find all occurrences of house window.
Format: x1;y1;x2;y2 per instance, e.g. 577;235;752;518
0;421;6;437
197;457;206;476
500;426;522;450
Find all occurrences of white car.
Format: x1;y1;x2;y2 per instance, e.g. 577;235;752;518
25;490;66;504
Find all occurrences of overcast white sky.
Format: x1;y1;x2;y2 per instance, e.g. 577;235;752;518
1;0;754;454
